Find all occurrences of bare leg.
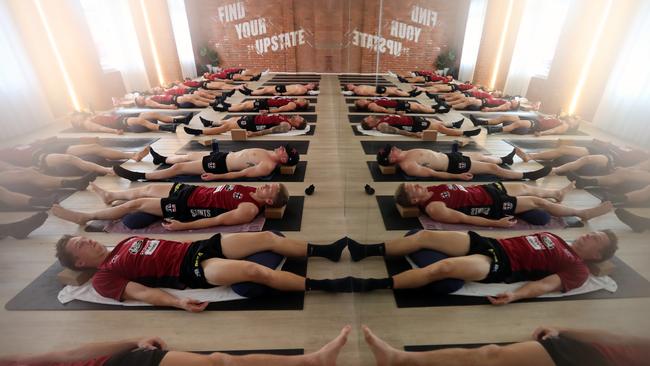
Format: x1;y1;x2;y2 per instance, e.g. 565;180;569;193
0;186;31;207
126;117;166;131
523;146;590;161
201;258;306;291
469;161;524;179
164;153;208;164
144;161;204;180
501;120;532;133
90;182;173;204
220;231;308;258
392;255;491;288
625;185;650;201
515;196;613;221
434;124;463;137
228;101;255;112
66;144;149;162
251;86;275;96
464;152;503;165
139;111;177;123
504;182;575;202
0;169;65;189
44;154;113;175
552;155;609;175
363;326;555;366
202;119;239;135
51;198;162;225
384;230;471;257
487;115;519;125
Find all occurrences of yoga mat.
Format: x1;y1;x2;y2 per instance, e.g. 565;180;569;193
376;195;421;230
418;212;584;230
199;349;304;356
504;139;594;151
345;97;413;103
348;114;441;123
149;161;308;183
175;140;310;155
367;162;512;183
586;186;650;208
360;140;488;155
262;82;323;86
347;98;419;105
340;82;395;87
85;215;266;234
385;256;650;308
242;97;317;104
48;137;159;149
224;114;317;123
347;106;437;115
404;343;510;352
84;196;304;233
5;258;306;311
268;78;321;82
0;186;77;210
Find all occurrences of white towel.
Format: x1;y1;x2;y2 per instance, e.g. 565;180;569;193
223;124;312;137
355;125;396;137
405;256;617;298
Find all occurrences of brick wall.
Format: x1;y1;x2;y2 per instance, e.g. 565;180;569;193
185;0;469;73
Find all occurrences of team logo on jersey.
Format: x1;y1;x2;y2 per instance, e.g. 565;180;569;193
525;235;543;250
233;192;243;200
503;202;514;211
541;235;555;249
458;162;467;170
207;162;216;169
129;240;143;254
110;254;120;264
165;203;176;213
225;185;234;191
240;120;247;125
142;240;160;255
440;191;450;199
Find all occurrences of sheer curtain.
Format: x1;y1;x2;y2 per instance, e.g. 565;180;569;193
0;1;53;140
167;0;197;79
593;1;650;146
504;0;570;96
458;0;488;82
80;0;150;92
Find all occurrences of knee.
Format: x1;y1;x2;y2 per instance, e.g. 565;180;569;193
207;352;227;366
129;198;149;211
476;344;504;362
528;196;547;208
261;230;279;243
429;260;455;278
243;263;272;283
582;155;606;165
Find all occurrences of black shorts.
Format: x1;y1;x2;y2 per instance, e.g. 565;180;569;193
179;234;225;289
465;103;482;111
33;143;71;169
467;231;511;283
539;336;609;366
275;84;287;94
201;80;211;89
375;85;387;94
202;151;230;174
445;152;472;174
160;183;196;221
586;145;615;170
253;99;269;111
411;116;431;132
236;115;259;132
482;182;518;218
396;100;411;112
104;348;168;366
449;84;459;92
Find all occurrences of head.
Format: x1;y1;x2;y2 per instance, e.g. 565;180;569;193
572;230;618;262
55;235;109;270
394;183;429;207
305;83;318;90
294;98;309;109
361;115;379;130
563;115;581;131
376;144;400;166
150;86;164;94
275;144;300;166
345;83;356;91
69;111;91;127
255;183;289;208
134;96;146;107
355;99;371;110
491;90;503;98
289;115;307;130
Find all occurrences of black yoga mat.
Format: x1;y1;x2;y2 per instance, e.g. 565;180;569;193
345;97;413;103
376;195;583;231
347;106;436;115
263;82;323;86
347;114;441;123
198;349;304;356
48;137;159;149
386;255;650;308
224;114;317;123
504;139;593;151
347;98;418;105
272;73;321;77
340;82;395;87
5;258;306;311
175;140;310;155
242;97;317;104
360;140;488;155
586;186;650;208
0;186;77;212
367;162;512;183
269;77;321;82
404;343;510;352
149;161;308;183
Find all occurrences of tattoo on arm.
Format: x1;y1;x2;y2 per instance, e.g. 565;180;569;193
269;124;291;134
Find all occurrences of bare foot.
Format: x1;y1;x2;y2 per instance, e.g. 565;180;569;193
555;181;576;202
89;182;114;205
363;325;406;366
132;146;150;162
51;204;90;225
304;325;351;366
578;201;614;221
550;167;559;176
103;167;116;176
515;147;530;162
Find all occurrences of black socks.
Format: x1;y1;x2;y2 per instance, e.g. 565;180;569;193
172;115;191;125
149;147;167;165
573;176;598;189
184;126;203;136
306;277;354;292
239;86;252;95
462;128;481;137
28;194;59;208
409;89;422;97
615;208;649;233
522;166;552;181
0;212;48;239
347;239;385;262
158;123;177;133
200;116;215;127
486;125;503;134
469;115;487;126
451;119;464;129
352;277;393;292
307;238;347;262
61;172;96;190
500;149;516;165
113;165;146;181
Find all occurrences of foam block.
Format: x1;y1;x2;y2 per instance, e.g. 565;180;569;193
396;203;420;218
590;260;616;276
57;268;96;286
280;165;296;175
379;165;396;174
265;205;286;219
231;129;247;141
422;130;438;141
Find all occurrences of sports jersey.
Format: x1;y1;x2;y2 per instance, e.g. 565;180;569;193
266;97;294;107
92;236;192;301
163;86;191;96
482;97;508;108
378;115;429;132
237;115;290;131
182;80;202;88
372;98;398;108
186;184;262;212
456;83;474;91
150;95;174;104
497;232;589;291
419;184;494;214
536;117;563;131
41;356;111;366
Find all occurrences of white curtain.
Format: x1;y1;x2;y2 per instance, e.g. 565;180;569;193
593;1;650;146
458;0;488;82
167;0;197;79
0;1;53;140
80;0;150;92
503;0;571;96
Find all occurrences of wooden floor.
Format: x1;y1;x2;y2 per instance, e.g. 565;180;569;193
1;74;649;365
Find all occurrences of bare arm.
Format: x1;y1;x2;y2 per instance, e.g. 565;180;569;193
1;339;142;364
538;123;569;136
80;119;121;134
426;203;512;227
489;274;562;305
270;103;297;112
368;103;392;113
176;203;259;229
247;122;292;137
123;281;207;312
146;99;176;109
201;163;275;180
399;162;462;179
377;123;421;138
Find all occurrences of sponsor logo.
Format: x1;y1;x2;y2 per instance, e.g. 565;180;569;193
190;209;213;217
207;162;216;169
215;185;226;192
526;235;543;250
503;202;514;211
470;207;491;215
541;235;555;249
240;120;247;125
225;185;234;191
165;203;176;213
233;192;243;200
143;240;160;255
194;268;202;277
440;191;450;199
458;162;467;170
129;240;143;254
110;254;120;264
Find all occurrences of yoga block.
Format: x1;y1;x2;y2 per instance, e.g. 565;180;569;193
280;165;296;175
422;130;438;141
590;260;616;276
57;268;96;286
265;205;286;219
379;164;396;175
231;129;247;141
396;203;420;218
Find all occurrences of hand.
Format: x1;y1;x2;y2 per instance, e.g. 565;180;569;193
179;297;208;312
487;291;516;305
169;105;178;109
116;129;124;135
246;131;254;137
414;132;423;138
495;216;517;228
200;173;219;181
137;336;168;351
396;110;406;115
533;131;541;137
532;326;560;341
162;219;188;231
458;172;474;181
259;109;269;115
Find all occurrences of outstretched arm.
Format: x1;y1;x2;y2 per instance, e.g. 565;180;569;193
163;203;259;230
488;274;562;305
123;282;207;312
248;122;292;137
537;123;569;136
426;203;515;227
201;163;275;181
377;123;420;138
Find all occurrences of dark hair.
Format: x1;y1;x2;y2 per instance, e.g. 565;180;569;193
360;120;373;130
296;121;307;130
394;183;414;207
599;229;619;261
270;184;289;208
55;235;79;270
